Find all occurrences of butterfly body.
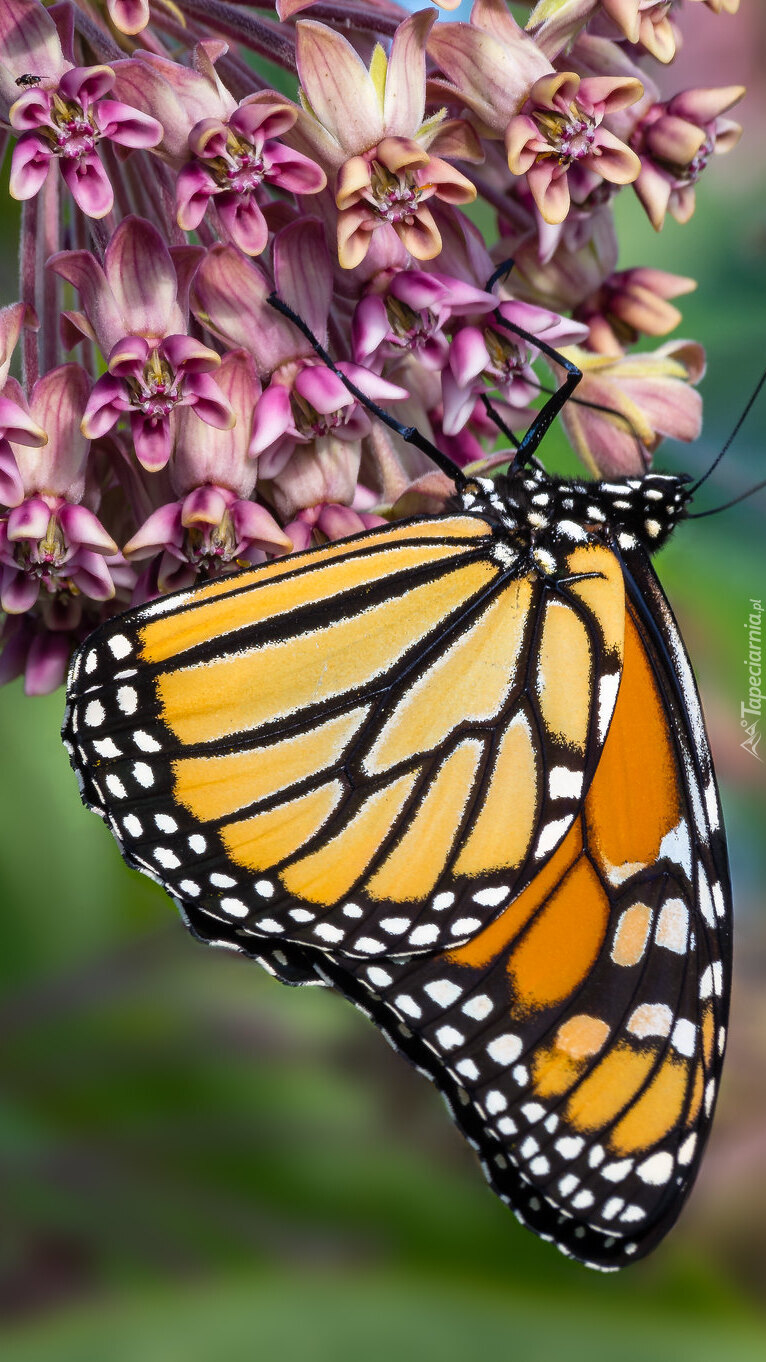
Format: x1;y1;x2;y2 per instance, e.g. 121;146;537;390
63;461;729;1271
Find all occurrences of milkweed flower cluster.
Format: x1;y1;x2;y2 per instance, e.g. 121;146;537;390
0;0;744;693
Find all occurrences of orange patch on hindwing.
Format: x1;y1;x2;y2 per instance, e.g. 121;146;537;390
587;611;681;876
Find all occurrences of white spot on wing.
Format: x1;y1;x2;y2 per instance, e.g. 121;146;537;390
548;767;583;800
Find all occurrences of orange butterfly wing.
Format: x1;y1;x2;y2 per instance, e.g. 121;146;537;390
64;513;624;963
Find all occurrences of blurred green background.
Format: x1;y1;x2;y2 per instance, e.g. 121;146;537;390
0;6;765;1359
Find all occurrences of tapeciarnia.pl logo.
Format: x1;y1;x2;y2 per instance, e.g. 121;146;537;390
741;598;763;762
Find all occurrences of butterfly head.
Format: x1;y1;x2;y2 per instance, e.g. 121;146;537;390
458;468;693;560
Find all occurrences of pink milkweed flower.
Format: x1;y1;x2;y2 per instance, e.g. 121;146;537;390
0;365;119;618
295;10;479;268
526;1;679;64
631;86;744;230
49;216;234;473
192;220;410;482
176;98;327;257
112;43;326;257
352;269;497;372
7;30;162;219
123;350;291;593
506;71;643;225
560;339;705;475
441;299;589;435
574;267;697;355
283;502;386;552
427;0;552;132
0;302;47;507
106;0;150;35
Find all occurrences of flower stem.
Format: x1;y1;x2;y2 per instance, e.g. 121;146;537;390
177;0;296;70
40;173;61;375
19;198;39;389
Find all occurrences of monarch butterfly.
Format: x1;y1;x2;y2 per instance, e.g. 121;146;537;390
62;299;734;1272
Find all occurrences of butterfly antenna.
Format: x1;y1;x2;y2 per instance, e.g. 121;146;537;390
687;364;766;495
267;292;467;491
521;374;648;463
485;257;516;293
687;478;766;519
490;311;583;464
480;393;520;449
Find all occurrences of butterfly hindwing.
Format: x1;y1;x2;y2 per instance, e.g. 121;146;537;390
313;562;730;1269
64;512;624;962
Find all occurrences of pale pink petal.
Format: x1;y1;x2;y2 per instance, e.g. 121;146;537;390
449;327;490;386
9;135;51;200
124;503;184;558
336;362;409;403
669;85;745;124
181;484;229;526
232;498;292;552
249;384;292;456
590;129;641;184
173;350;260;497
192;244;300;370
24;631;71;696
107;334;150;379
296;20;383;155
352;295;389;363
335;155;373;210
505;116;545;175
69;548;116;600
384;9;435;138
46;249;123;355
0;395;46;446
162;334;221;375
441;369;478;436
262;142;326;194
0;442;24;507
107;0;150;36
60;152;113;219
337;204;376;271
215;192;269;257
645;115;706;166
274;218;333;344
8;86;52;130
82;375;131;439
2;568;39;614
395;205;441;261
58;64;115;106
94;98;163;148
428;23;548;129
132;412;173;471
176;162;218;231
527;159;570;223
58;503;118;554
633;163;672;230
7;497;50;541
0;303;36;389
577;75;644;117
183;372;236;429
22;364;91;497
295;364;354;414
0;0;67;101
230;99;297;144
105;216;178;338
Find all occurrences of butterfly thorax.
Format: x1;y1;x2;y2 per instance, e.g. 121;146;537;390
457;468;692;566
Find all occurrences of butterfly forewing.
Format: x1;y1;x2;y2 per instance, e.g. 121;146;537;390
64;512;623;961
